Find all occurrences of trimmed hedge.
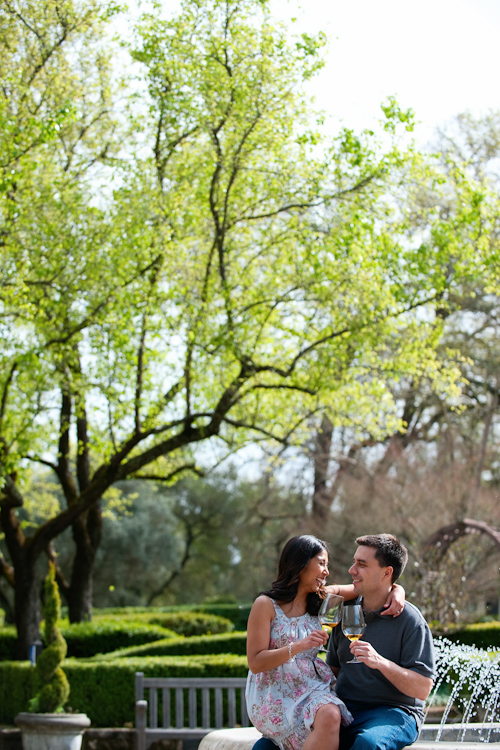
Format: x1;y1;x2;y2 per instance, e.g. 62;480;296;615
0;661;36;718
0;621;176;661
445;621;500;649
0;611;234;661
98;605;251;632
93;632;247;660
145;612;234;637
0;627;16;661
88;611;235;637
62;621;176;658
0;655;248;727
193;605;251;632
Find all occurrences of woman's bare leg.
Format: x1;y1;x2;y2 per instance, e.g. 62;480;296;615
303;704;341;750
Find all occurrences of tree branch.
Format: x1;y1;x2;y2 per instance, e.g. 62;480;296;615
133;463;205;482
0;361;17;432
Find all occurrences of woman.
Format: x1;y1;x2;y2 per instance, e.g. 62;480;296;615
246;535;405;750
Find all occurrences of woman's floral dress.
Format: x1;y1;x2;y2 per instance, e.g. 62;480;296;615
246;599;352;750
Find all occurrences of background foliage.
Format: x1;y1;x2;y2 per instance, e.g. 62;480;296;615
1;0;500;644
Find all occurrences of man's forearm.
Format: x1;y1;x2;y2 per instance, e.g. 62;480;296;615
376;658;433;701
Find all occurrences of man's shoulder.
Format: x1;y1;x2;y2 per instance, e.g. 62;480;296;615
400;602;434;638
404;601;429;624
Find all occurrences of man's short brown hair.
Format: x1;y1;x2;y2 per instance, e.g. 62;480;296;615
355;534;408;583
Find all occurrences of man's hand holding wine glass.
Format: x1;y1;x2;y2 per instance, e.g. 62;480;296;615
347;637;383;668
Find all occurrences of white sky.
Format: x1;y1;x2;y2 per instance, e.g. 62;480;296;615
270;0;500;144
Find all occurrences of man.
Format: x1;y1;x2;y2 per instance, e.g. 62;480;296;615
326;534;435;750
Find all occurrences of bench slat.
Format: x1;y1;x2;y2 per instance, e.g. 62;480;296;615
215;688;223;728
175;687;184;728
149;687;158;729
189;688;197;729
228;687;236;727
202;687;210;728
162;687;170;729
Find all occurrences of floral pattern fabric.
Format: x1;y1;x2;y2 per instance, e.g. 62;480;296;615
246;599;352;750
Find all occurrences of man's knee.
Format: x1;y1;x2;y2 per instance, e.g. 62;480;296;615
349;731;412;750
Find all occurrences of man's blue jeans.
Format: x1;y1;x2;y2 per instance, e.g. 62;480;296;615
339;705;419;750
251;705;418;750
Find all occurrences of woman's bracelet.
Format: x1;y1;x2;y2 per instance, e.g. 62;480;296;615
288;642;295;662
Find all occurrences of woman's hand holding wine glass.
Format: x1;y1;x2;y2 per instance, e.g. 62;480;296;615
318;593;344;652
342;604;366;663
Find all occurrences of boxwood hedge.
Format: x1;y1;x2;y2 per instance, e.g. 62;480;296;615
0;655;248;727
0;621;175;661
93;631;247;660
445;621;500;649
0;611;234;661
141;612;234;637
98;605;251;632
0;628;16;661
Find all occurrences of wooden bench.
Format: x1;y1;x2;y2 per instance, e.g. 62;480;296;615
135;673;250;750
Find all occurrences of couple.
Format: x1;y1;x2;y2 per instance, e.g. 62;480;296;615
245;534;435;750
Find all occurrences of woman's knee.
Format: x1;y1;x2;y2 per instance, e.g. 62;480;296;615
315;703;341;731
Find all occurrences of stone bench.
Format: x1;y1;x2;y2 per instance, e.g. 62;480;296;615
135;673;250;750
198;726;500;750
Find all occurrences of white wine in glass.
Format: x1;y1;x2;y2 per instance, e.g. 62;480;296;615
318;594;344;652
342;604;366;663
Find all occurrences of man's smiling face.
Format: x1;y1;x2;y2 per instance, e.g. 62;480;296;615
348;545;392;600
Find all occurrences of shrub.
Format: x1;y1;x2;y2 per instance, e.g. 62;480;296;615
91;611;234;636
446;621;500;649
29;562;69;712
0;621;175;662
61;620;175;658
96;604;251;632
93;632;247;660
0;661;36;721
146;612;234;637
199;605;251;632
0;627;17;661
0;655;248;727
0;611;232;661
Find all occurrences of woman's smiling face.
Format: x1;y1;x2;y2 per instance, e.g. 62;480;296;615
300;549;329;592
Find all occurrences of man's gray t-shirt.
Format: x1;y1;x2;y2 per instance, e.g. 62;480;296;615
326;601;435;729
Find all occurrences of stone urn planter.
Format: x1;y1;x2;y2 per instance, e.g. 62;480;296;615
15;712;91;750
15;563;91;750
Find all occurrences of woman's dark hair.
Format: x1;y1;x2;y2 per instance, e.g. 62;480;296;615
261;535;329;616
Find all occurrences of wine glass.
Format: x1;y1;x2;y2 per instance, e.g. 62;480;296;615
318;594;344;652
342;604;366;663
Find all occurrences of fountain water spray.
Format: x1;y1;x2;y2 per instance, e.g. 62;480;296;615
420;637;500;744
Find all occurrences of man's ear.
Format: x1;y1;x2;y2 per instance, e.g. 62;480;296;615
383;566;394;581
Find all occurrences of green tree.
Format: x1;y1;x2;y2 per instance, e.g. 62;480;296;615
0;0;124;654
292;112;500;621
1;0;498;659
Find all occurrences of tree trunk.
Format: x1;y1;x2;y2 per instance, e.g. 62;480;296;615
67;503;103;622
1;503;43;659
311;414;333;526
14;558;41;660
